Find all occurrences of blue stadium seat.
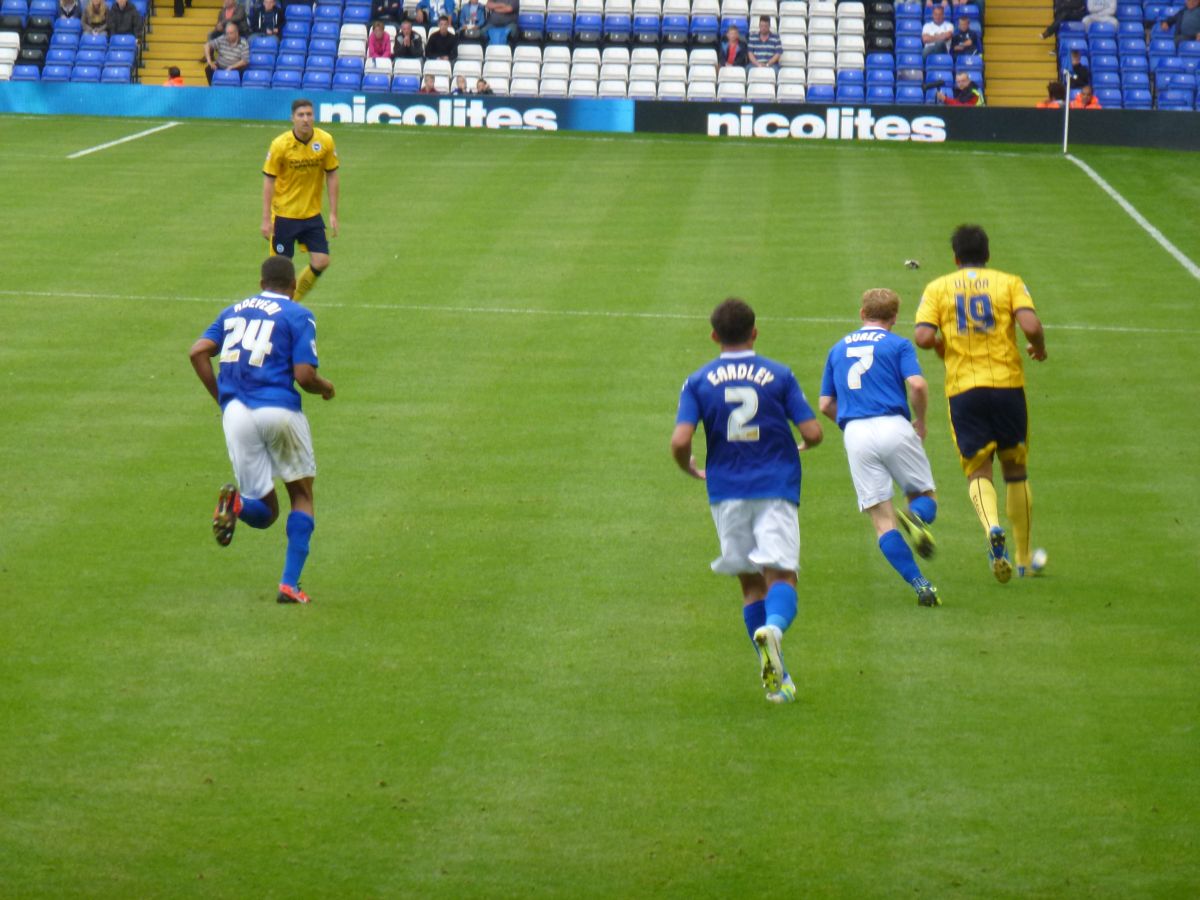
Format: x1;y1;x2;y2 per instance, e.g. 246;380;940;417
866;51;894;70
29;0;53;12
250;50;275;69
333;70;360;88
605;12;632;41
342;4;370;23
575;12;601;41
45;47;74;63
518;11;544;39
895;18;920;34
100;63;129;81
11;63;40;79
281;36;307;52
546;11;572;40
1116;2;1140;18
282;20;310;39
925;51;952;69
1119;53;1148;71
391;72;419;91
276;51;305;70
1095;85;1123;105
719;14;747;32
956;55;983;76
1121;69;1149;88
808;83;835;102
1180;39;1200;61
896;51;922;68
361;71;389;91
895;1;920;17
835;84;865;102
1;0;28;26
306;52;334;70
1122;86;1152;106
867;67;894;84
335;55;363;73
866;84;894;101
250;34;278;52
50;29;79;48
53;15;80;31
105;47;134;65
1148;36;1176;55
661;13;688;42
689;13;717;42
1086;20;1117;37
109;32;135;50
244;67;272;86
312;20;339;39
273;68;303;87
78;31;105;49
312;2;341;19
1089;36;1117;55
74;47;103;63
302;69;332;89
837;69;864;85
70;63;100;81
309;36;337;54
1158;87;1193;107
926;65;952;85
1094;69;1121;87
1117;19;1143;35
633;13;659;42
1059;20;1084;34
41;62;70;80
290;3;317;20
959;3;981;16
895;35;921;52
1092;53;1119;71
211;68;240;85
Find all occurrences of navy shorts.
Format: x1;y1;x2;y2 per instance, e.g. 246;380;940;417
271;214;328;257
948;387;1028;472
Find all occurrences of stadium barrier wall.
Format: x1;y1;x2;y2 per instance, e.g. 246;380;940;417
2;83;1198;151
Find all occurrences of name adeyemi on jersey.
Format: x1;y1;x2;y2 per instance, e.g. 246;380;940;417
706;362;776;387
234;297;283;316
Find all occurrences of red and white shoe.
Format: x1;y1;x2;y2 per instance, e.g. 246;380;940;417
212;483;242;547
276;583;311;604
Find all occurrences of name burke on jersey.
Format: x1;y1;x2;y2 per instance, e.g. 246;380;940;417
843;330;887;344
706;362;776;387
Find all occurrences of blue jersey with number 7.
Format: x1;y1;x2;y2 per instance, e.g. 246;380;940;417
200;291;319;411
676;350;816;505
820;326;922;429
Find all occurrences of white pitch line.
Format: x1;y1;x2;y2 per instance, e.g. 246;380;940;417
0;287;1195;335
66;121;182;159
1066;153;1200;282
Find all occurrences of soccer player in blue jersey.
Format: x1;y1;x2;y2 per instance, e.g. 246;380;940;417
819;289;941;607
188;256;336;605
671;298;824;703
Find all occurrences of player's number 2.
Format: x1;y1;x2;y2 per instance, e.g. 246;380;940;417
725;387;761;442
846;345;874;390
220;317;276;367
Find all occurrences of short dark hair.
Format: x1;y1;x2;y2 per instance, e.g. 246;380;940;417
261;255;296;291
1048;81;1066;100
951;224;990;266
710;298;756;345
291;98;313;113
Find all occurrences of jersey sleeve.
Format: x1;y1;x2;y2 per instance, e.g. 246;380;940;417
897;338;923;379
819;349;836;400
675;377;700;426
263;136;284;178
291;309;320;367
201;312;225;346
783;370;816;424
1010;275;1035;313
323;134;339;172
914;284;941;329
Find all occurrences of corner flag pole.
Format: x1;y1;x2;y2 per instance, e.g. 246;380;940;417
1061;67;1072;155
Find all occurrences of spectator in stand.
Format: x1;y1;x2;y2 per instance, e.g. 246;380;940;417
81;0;107;32
924;0;949;10
1036;80;1066;106
721;24;749;66
367;19;393;58
209;0;246;38
163;64;185;85
1068;48;1090;87
485;0;518;46
1070;82;1102;106
371;0;402;21
950;14;981;55
1161;0;1200;47
205;20;249;82
107;0;142;36
452;73;468;93
458;0;486;40
747;15;782;69
394;19;424;56
57;0;81;18
425;14;458;59
1041;0;1085;38
1081;0;1117;30
419;72;439;92
416;0;455;26
937;70;984;104
475;76;493;93
922;5;954;56
250;0;284;37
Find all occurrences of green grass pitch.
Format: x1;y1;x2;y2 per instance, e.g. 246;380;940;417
1;114;1198;897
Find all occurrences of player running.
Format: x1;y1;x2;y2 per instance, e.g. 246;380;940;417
188;256;336;604
671;298;823;703
915;224;1047;582
819;288;940;607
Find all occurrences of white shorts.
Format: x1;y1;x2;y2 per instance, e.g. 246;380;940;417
222;398;317;500
842;415;935;511
709;498;800;575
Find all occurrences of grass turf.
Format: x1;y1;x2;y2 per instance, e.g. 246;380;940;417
0;115;1197;897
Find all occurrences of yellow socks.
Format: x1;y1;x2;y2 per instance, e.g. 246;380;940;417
1006;479;1033;569
968;477;1001;532
293;264;320;301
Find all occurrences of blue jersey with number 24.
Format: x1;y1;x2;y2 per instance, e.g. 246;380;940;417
201;290;319;412
676;351;816;505
820;326;921;429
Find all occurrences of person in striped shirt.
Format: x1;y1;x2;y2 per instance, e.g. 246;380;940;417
748;16;782;70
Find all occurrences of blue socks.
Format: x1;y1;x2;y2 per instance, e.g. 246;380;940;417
909;495;937;525
764;581;798;633
239;496;273;529
879;529;922;584
742;599;766;643
281;510;314;587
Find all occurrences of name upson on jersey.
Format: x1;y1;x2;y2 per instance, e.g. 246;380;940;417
843;330;887;344
234;298;283;316
706;363;776;387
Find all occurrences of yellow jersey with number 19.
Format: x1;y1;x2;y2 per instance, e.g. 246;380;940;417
915;267;1036;397
263;127;339;220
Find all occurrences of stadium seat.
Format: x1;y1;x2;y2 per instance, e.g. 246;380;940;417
361;71;389;91
336;55;364;73
895;82;922;103
807;82;834;101
105;47;134;65
546;11;572;40
303;69;332;89
70;63;99;81
333;70;361;89
41;61;69;80
211;67;240;85
74;47;102;65
10;62;38;79
276;52;304;71
50;30;79;49
343;4;371;23
633;12;659;41
519;11;545;39
53;15;80;32
273;68;302;88
45;47;74;64
657;79;685;99
627;78;655;97
866;83;893;101
1095;85;1122;105
604;12;632;41
100;63;129;82
243;68;272;87
312;20;340;39
1122;87;1151;107
282;20;310;39
109;33;135;51
391;72;419;91
307;53;335;71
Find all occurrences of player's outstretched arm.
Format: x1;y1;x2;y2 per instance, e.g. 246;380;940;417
906;374;929;440
189;338;220;404
294;363;335;400
796;417;823;451
261;175;276;239
1015;308;1047;361
670;423;705;480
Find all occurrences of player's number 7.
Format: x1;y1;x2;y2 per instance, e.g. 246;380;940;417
846;345;874;390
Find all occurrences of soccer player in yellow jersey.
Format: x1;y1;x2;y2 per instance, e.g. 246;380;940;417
914;225;1047;583
262;98;340;302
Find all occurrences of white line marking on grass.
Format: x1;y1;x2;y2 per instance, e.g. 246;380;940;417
66;121;182;159
1067;153;1200;282
1;288;1195;335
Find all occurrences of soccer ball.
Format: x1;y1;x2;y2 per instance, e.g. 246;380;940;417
1030;548;1048;574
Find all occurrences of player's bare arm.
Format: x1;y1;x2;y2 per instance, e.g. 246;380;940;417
1015;308;1047;361
670;423;705;480
188;337;220;403
326;169;340;237
913;323;946;358
906;373;929;440
294;363;335;400
817;395;837;423
261;174;276;238
796;417;823;451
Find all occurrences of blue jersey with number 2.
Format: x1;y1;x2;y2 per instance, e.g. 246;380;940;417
820;326;921;429
201;290;319;412
676;351;816;505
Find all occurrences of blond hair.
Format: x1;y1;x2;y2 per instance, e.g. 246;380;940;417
861;288;900;323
